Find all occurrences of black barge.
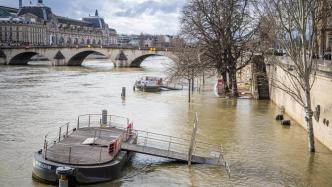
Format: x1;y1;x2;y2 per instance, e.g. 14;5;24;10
32;113;137;184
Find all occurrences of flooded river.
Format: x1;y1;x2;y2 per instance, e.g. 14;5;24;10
1;57;332;187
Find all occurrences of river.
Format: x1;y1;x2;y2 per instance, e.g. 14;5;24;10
0;57;332;187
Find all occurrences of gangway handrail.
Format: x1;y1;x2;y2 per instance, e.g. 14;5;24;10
135;135;190;147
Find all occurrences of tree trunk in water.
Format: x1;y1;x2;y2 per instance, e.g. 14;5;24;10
188;79;191;103
222;71;228;94
202;71;205;85
192;77;194;92
305;90;315;152
230;68;238;97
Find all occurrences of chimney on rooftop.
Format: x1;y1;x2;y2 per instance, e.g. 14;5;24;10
19;0;22;8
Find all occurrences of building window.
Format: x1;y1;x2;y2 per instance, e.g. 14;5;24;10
329;37;332;49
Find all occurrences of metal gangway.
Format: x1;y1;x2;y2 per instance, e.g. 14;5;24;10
160;82;184;90
121;113;230;176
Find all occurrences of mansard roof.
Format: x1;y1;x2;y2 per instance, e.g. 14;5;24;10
0;7;12;18
82;17;107;29
57;16;92;27
0;6;18;14
17;5;53;21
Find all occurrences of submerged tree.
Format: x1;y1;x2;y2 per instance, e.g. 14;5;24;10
167;39;205;102
180;0;259;97
259;0;332;152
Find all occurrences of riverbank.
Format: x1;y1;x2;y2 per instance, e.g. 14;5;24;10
267;57;332;151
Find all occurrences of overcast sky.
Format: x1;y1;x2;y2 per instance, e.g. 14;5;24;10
1;0;185;35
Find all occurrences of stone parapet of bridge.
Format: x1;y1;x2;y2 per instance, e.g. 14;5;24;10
0;47;178;67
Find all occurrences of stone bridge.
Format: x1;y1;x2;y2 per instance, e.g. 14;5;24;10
0;47;178;67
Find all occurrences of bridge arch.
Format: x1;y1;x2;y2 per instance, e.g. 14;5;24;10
130;54;160;67
67;50;109;66
129;52;178;67
8;51;50;65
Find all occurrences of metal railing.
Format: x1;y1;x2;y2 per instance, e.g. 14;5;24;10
44;126;127;165
274;56;332;73
43;114;130;163
76;114;130;130
41;113;230;176
0;45;174;51
162;82;184;90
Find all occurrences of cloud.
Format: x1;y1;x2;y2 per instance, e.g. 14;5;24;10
114;0;181;17
1;0;185;34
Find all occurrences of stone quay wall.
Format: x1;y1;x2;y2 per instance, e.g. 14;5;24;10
266;57;332;150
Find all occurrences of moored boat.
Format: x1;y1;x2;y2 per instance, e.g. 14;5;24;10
134;76;163;92
32;112;137;185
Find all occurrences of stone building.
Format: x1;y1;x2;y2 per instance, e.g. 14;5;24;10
0;0;117;46
320;16;332;58
117;33;175;48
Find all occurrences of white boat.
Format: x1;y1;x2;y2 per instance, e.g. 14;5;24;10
134;76;163;92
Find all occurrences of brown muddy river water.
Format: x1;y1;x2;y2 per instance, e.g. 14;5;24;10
0;57;332;187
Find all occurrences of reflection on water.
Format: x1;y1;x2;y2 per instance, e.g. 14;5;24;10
0;57;332;187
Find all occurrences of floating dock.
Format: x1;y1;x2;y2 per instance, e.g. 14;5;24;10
32;112;230;185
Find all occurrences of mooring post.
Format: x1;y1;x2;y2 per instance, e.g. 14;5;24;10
188;112;198;166
43;135;48;159
56;166;74;187
58;127;61;142
88;114;91;127
66;123;69;137
77;116;80;129
121;87;126;98
101;110;107;127
68;147;72;163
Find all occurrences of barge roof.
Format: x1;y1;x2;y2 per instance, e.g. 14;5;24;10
45;127;124;165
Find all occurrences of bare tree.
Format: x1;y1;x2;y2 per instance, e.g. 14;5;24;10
180;0;258;97
167;39;204;102
259;0;332;152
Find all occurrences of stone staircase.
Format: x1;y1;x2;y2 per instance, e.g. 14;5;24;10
252;56;270;100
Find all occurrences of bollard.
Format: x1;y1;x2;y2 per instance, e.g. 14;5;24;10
121;87;126;98
102;110;107;127
275;114;284;121
56;166;74;187
281;119;291;126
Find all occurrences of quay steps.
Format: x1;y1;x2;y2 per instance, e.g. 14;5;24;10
253;56;270;100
